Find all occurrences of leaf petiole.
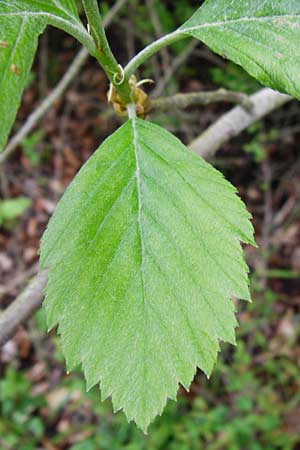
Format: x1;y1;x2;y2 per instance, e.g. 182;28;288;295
124;30;189;81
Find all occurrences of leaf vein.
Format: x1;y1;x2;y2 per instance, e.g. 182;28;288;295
182;14;300;33
139;136;248;241
42;144;133;265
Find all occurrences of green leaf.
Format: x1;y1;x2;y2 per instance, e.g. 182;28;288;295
0;1;83;33
180;0;300;98
0;0;86;151
40;119;255;431
0;196;31;225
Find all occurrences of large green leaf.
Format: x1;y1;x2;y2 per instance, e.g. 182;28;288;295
0;0;85;151
40;118;255;431
180;0;300;98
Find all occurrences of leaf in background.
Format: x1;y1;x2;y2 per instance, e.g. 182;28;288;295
0;196;31;226
0;0;84;151
40;119;255;431
180;0;300;98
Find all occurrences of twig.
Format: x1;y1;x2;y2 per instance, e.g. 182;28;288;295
259;157;273;288
149;89;253;112
189;88;292;158
146;0;171;76
0;0;128;165
0;164;9;197
125;4;136;62
194;47;227;69
273;197;296;228
0;270;48;346
0;263;38;300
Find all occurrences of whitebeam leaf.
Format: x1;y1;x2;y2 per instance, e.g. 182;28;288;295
40;118;255;431
0;0;85;151
180;0;300;98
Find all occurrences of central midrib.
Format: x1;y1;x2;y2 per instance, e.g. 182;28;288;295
128;111;148;423
181;13;299;33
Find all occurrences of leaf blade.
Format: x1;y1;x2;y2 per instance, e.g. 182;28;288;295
40;119;254;431
180;0;300;98
0;0;85;151
0;14;45;151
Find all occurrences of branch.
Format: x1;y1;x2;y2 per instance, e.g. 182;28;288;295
0;0;128;165
149;89;253;113
0;87;293;346
189;88;292;158
0;270;48;346
146;0;171;76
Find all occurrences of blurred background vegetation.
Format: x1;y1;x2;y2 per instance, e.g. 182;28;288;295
0;1;300;449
